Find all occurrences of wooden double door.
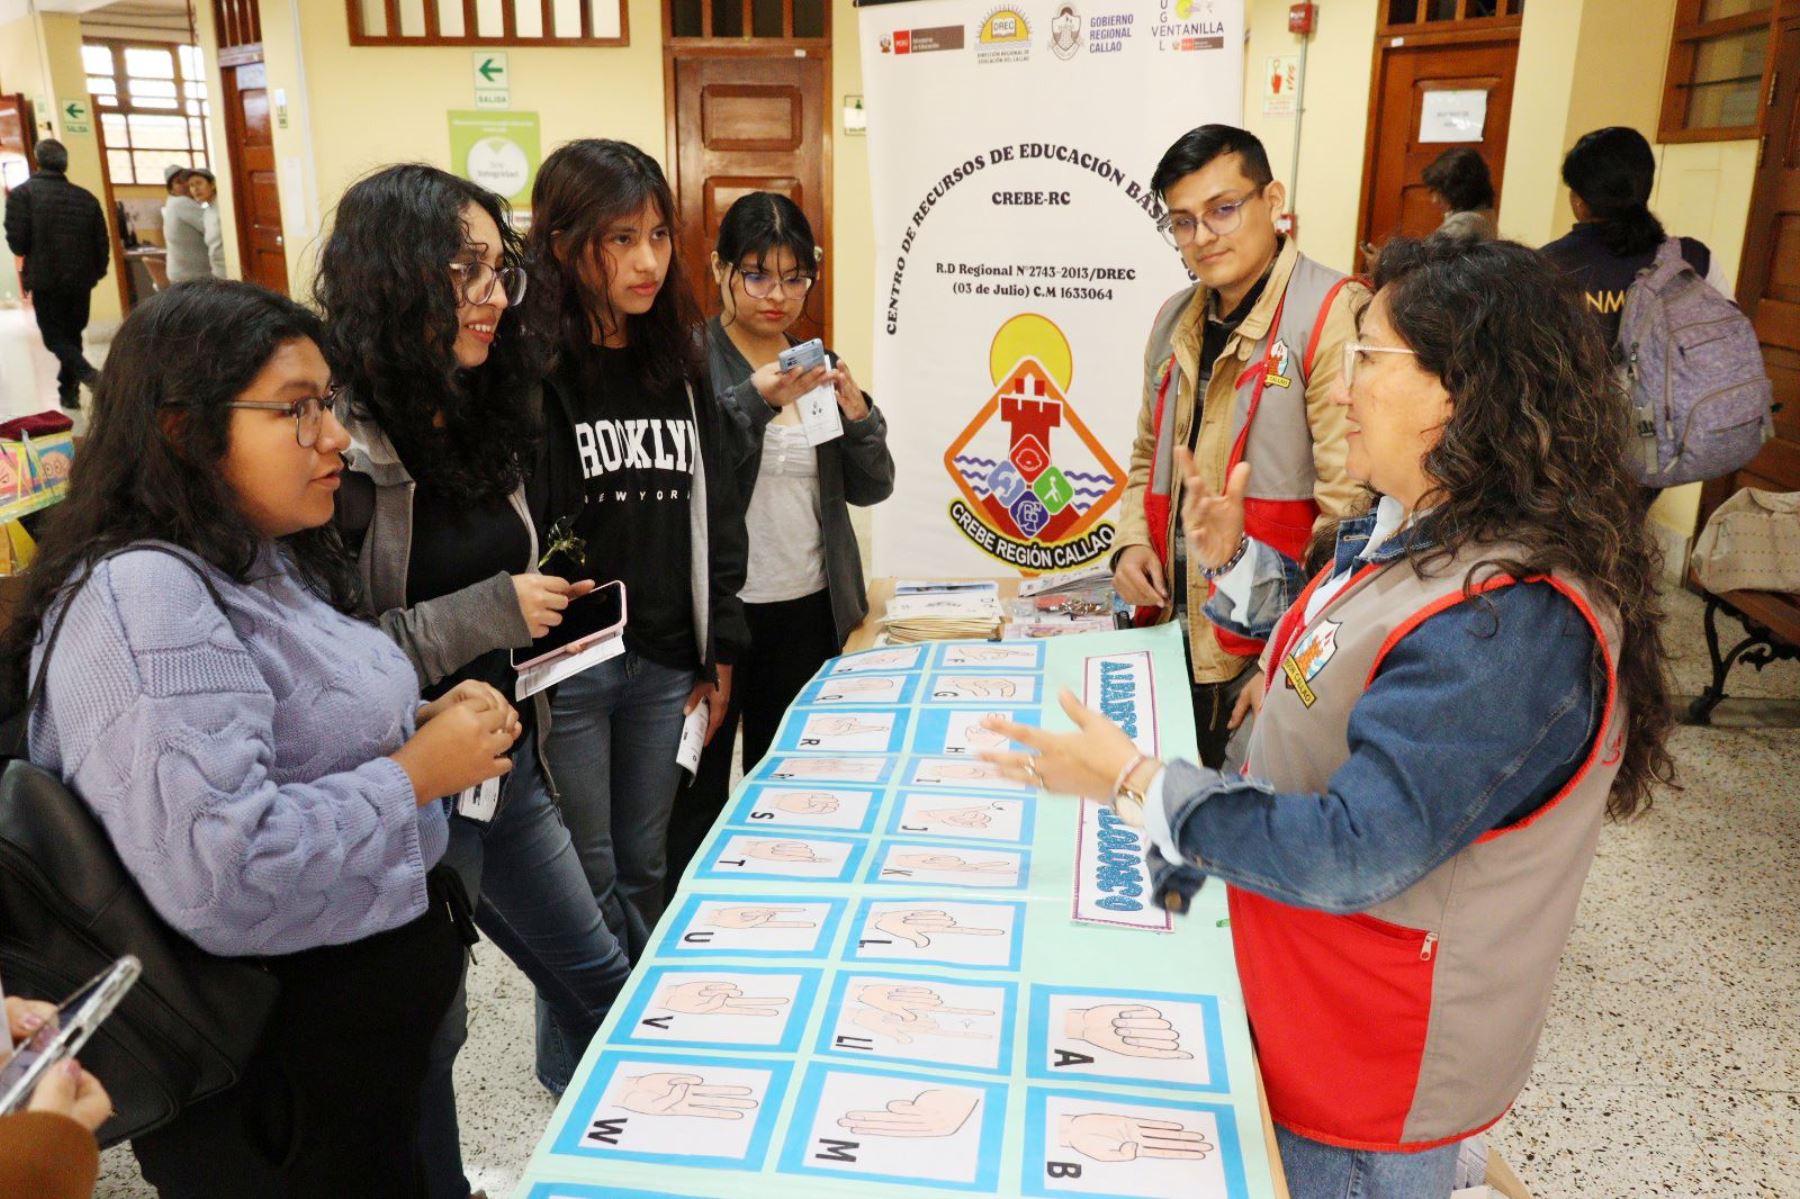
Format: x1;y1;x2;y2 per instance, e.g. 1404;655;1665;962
1699;18;1800;530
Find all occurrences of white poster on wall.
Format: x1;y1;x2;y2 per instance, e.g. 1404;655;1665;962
860;0;1246;576
1419;89;1488;143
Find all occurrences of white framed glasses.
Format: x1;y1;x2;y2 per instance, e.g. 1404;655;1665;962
1342;342;1417;389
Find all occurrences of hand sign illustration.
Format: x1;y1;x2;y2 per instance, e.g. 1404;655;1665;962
837;1088;980;1138
617;1073;759;1120
954;647;1030;664
890;851;1013;874
658;981;789;1017
871;908;1005;947
926;761;1005;781
852;983;993;1044
1056;1112;1213;1161
918;804;999;829
706;906;816;929
770;792;842;815
1064;1005;1193;1059
938;676;1019;699
746;840;824;863
825;677;892;697
809;716;886;737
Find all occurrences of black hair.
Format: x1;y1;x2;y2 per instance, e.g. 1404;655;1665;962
714;192;821;328
1421;147;1495;213
314;163;540;504
1561;127;1665;257
34;139;67;173
1;280;362;701
1369;237;1672;820
1151;124;1273;198
524;139;701;393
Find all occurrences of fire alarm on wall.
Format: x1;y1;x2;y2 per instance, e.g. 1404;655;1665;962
1289;3;1316;34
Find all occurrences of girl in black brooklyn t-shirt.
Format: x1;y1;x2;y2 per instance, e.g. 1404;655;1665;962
525;140;748;955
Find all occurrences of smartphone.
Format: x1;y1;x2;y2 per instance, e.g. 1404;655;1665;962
0;956;141;1115
777;338;827;374
511;579;627;672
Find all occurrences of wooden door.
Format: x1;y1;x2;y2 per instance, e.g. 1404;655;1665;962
0;95;33;189
1697;17;1800;530
671;53;828;345
1358;36;1518;253
220;59;288;295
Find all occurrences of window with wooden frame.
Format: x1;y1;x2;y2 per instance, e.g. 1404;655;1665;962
84;41;212;187
1658;0;1782;141
348;0;626;46
665;0;829;45
1379;0;1526;31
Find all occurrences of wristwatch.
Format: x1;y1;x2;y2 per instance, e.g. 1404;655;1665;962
1107;754;1159;828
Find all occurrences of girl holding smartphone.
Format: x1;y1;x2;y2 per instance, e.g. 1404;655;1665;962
667;193;893;892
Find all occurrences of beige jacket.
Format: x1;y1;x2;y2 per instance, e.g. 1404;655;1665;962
1116;238;1365;684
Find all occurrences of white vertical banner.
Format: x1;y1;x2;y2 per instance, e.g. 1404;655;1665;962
860;0;1245;576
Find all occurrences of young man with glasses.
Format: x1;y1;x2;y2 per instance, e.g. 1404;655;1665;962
1112;125;1363;767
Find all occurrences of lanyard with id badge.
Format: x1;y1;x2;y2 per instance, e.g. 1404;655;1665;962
777;338;843;447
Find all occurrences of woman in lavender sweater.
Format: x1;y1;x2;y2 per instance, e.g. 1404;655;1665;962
3;280;520;1197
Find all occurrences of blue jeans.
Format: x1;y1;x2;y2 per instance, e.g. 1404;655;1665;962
1276;1125;1460;1199
418;739;631;1199
546;651;697;962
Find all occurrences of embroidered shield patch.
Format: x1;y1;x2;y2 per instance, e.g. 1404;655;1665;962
1280;619;1339;708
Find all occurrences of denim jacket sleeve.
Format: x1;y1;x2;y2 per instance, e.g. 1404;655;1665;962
1148;581;1601;915
1201;536;1309;641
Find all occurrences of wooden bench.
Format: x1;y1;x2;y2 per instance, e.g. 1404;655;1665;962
1684;571;1800;725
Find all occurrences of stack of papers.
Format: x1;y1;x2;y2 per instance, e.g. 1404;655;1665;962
878;592;1006;642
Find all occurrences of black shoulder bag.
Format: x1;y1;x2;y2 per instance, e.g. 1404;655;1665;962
0;545;279;1147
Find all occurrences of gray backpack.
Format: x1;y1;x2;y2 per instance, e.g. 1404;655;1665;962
1619;238;1772;487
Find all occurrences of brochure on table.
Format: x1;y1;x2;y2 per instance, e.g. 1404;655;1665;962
515;623;1277;1199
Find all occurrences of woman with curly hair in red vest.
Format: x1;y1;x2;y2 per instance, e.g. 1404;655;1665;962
981;237;1672;1198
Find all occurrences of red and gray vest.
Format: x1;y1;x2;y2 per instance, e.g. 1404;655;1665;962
1233;546;1625;1151
1137;257;1354;657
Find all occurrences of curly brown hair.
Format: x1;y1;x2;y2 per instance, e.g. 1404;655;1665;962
1372;236;1674;819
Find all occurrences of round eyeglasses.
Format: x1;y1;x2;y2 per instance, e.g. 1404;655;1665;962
225;384;346;448
1155;186;1267;249
449;260;528;307
738;269;815;301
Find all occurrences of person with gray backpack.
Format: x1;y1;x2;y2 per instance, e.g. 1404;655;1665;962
1543;127;1772;488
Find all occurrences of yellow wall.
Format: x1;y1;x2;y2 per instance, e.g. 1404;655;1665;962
0;12;123;323
1243;0;1379;275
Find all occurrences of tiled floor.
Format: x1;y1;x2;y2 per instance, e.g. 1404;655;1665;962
19;284;1785;1197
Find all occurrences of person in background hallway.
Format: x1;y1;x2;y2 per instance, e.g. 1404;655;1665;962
525;139;748;957
668;192;894;898
1541;126;1732;345
161;163;214;284
1112;124;1361;769
316;163;630;1197
983;238;1673;1199
5;280;512;1197
186;167;228;279
1421;146;1497;242
2;139;108;409
0;994;110;1199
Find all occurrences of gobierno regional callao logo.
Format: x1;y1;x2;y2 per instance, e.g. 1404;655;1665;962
942;314;1125;575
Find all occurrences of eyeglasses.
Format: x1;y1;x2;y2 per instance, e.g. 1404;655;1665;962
226;385;345;448
1156;186;1267;249
449;260;528;307
738;270;815;300
1342;343;1418;390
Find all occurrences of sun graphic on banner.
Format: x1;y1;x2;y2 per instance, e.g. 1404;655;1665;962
989;314;1073;393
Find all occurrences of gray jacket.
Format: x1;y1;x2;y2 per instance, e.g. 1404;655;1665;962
161;194;212;283
708;318;895;645
336;412;572;804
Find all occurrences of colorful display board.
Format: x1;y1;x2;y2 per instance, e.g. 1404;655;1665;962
514;625;1278;1199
